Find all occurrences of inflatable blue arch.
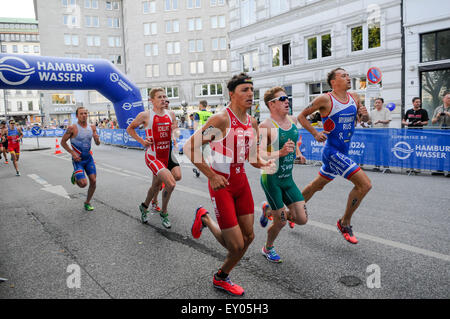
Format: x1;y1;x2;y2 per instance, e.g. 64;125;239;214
0;53;144;129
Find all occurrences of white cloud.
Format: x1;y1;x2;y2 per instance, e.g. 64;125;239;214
0;0;36;19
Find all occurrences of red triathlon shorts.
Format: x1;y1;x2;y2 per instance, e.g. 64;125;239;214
8;143;20;155
145;149;168;176
208;165;254;230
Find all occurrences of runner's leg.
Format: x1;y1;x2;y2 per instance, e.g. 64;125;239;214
302;175;332;203
85;173;96;205
341;169;372;226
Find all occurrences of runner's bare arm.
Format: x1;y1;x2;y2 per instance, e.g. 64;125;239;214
351;92;369;122
91;125;100;145
298;94;330;142
60;125;78;159
126;111;150;148
184;112;229;190
250;117;273;169
258;119;293;160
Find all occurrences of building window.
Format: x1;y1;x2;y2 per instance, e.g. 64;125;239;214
165;0;178;11
187;0;201;8
144;43;158;56
1;45;6;53
143;1;156;13
351;23;381;52
144;22;157;35
17;101;23;112
421;29;450;63
108;36;121;47
307;33;332;60
271;43;291;67
212;37;226;51
28;101;33;111
269;0;289;16
211;15;225;29
107;17;120;28
64;34;79;46
190;61;204;74
213;59;227;73
109;55;122;65
86;35;101;46
189;39;203;52
210;0;224;6
165;87;179;98
166;41;180;54
242;51;258;72
188;18;202;31
165;20;180;33
85;16;100;27
240;0;256;27
421;69;450;120
196;83;223;97
308;82;332;103
167;63;182;76
34;46;40;53
106;1;120;10
145;64;160;77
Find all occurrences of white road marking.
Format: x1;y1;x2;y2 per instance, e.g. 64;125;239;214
28;174;70;199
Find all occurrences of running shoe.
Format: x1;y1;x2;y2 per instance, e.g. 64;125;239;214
193;168;200;178
160;212;171;229
288;220;295;229
337;219;358;244
84;203;94;211
139;203;149;224
213;275;245;296
151;200;161;214
191;206;208;239
71;171;76;185
259;201;272;228
16;171;20;176
5;160;8;164
261;246;282;263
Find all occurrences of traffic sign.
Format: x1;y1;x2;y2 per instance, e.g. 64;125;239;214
367;67;382;84
31;126;42;136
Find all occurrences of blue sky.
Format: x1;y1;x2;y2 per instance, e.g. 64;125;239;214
0;0;35;19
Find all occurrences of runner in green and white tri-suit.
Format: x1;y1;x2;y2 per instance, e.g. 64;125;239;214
259;86;308;263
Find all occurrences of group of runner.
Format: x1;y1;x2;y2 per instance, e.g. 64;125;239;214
0;119;23;176
60;67;371;297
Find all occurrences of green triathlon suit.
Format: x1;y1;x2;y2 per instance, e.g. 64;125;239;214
260;117;304;210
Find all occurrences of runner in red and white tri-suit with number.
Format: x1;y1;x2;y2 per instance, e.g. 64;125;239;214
127;88;178;229
184;73;274;296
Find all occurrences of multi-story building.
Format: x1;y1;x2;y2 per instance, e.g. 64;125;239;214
34;0;230;126
35;0;125;125
229;0;404;127
125;0;229;115
0;17;42;125
403;0;450;125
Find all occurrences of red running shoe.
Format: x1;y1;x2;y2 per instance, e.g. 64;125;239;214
191;206;208;239
213;275;244;296
337;219;358;244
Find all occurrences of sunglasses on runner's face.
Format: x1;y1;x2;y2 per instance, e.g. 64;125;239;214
269;96;289;103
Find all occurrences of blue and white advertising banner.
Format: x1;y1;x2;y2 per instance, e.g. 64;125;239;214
299;128;450;171
0;54;144;129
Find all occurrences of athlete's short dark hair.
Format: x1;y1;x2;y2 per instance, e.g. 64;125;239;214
75;106;86;116
412;97;421;103
442;91;450;97
375;97;384;103
227;73;253;92
327;68;345;87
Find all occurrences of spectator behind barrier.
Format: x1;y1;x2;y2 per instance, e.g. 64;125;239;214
431;91;450;129
402;97;429;128
369;98;391;128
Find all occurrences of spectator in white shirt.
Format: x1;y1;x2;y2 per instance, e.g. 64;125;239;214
369;98;391;128
368;98;392;173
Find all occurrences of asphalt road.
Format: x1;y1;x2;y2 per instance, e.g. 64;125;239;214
0;137;449;299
